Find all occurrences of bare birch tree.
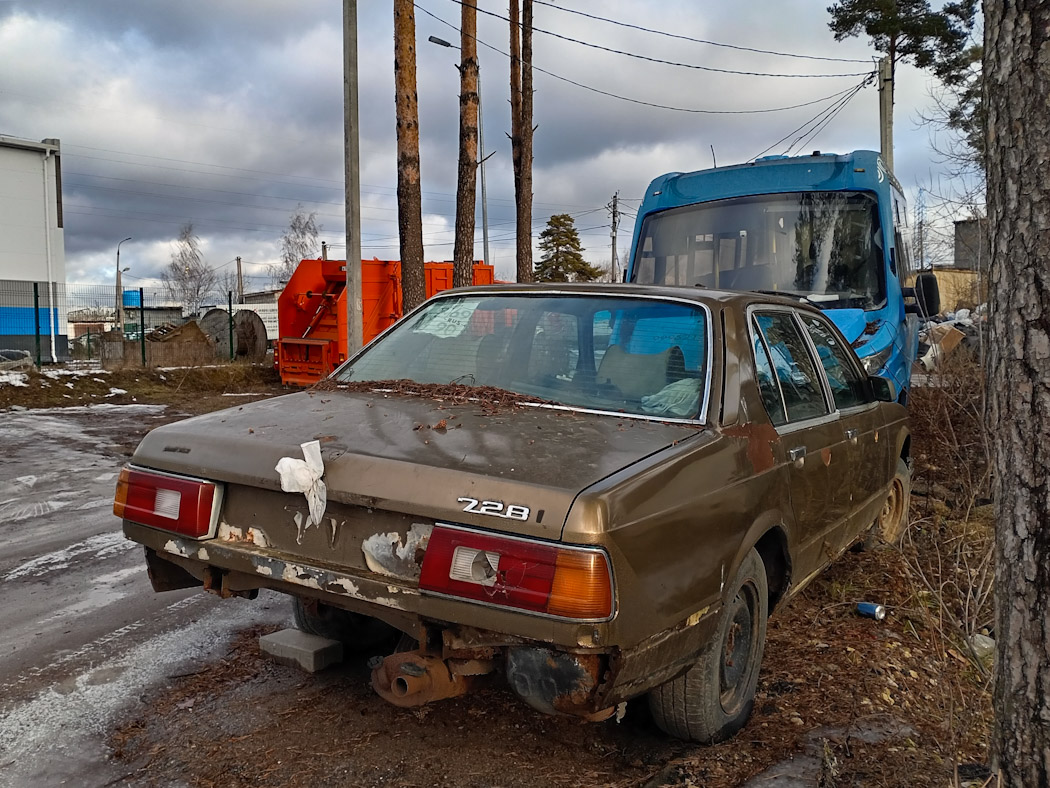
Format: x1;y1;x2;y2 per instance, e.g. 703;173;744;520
161;222;215;317
278;204;321;282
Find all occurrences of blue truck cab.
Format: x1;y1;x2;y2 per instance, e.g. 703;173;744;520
626;150;938;402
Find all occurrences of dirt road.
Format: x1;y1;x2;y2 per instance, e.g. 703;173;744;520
0;404;288;787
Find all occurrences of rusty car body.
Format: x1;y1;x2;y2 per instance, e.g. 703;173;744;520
115;284;910;743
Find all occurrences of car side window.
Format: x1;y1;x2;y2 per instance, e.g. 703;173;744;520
753;312;830;422
799;315;872;410
751;326;787;426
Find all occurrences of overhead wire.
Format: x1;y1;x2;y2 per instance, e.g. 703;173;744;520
528;0;872;63
748;73;873;161
417;5;873;115
446;0;872;78
783;76;872;155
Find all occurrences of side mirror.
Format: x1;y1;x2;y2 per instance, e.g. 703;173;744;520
905;273;941;317
869;375;898;403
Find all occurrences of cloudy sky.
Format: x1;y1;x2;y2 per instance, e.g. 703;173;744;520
0;0;980;291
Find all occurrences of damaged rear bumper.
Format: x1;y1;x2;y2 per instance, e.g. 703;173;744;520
125;521;721;718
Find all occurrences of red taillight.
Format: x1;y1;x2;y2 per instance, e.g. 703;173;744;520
419;526;613;620
114;467;218;539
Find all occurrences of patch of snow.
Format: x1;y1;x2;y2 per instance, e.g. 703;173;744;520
41;368;111;378
2;532;134;582
0;593;287;786
105;388;127;397
0;371;28;387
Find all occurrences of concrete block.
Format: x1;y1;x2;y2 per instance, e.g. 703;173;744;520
260;628;344;673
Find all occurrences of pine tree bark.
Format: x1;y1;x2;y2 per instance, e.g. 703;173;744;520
508;1;524;282
985;2;1050;784
517;0;534;283
509;1;533;283
393;0;426;310
452;1;479;289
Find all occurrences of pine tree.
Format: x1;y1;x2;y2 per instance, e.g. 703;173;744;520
534;214;603;283
827;0;976;85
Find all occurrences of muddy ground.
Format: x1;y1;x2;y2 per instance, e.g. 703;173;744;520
105;541;991;788
2;364;993;787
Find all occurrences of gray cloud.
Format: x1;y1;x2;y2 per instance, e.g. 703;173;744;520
0;0;979;286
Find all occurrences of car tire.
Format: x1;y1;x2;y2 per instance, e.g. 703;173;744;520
648;547;768;743
862;457;911;549
292;597;396;651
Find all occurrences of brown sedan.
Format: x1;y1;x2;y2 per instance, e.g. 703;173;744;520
115;284;909;743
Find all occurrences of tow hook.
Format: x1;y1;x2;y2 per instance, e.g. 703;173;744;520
370;650;494;707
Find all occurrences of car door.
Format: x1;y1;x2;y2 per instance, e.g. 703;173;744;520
751;308;851;576
797;312;887;544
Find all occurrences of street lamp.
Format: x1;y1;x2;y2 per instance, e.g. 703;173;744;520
428;34;491;269
116;236;131;334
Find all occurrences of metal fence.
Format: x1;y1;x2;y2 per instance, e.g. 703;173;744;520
0;280;271;368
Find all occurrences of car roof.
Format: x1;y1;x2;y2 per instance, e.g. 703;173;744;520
437;281;816;313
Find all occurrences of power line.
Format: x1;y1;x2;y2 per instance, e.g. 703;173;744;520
529;0;872;64
418;5;874;115
748;74;873;161
784;77;871;156
64;150;596;212
445;0;872;78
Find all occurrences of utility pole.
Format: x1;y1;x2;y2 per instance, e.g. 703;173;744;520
344;0;364;353
478;65;490;270
235;256;244;303
915;187;927;271
878;55;894;173
608;192;619;283
116;236;131;335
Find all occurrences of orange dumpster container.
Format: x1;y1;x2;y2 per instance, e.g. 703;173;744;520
276;258;494;386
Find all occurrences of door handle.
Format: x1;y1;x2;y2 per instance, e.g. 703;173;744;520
789;446;806;462
845;428;859;440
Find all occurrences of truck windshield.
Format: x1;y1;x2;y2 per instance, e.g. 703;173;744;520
335;293;709;421
632;191;885;309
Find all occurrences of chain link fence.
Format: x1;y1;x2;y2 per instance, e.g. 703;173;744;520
0;280;273;369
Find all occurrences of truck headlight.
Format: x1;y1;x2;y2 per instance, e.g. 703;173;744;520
860;345;893;375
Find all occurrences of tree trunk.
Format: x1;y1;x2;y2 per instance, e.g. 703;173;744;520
452;0;479;289
985;2;1050;784
517;0;534;283
393;0;426;311
508;0;525;282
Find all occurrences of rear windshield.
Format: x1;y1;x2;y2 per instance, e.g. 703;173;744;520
335;293;709;420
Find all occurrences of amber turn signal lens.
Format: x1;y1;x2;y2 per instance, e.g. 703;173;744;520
548;550;613;619
113;467;131;519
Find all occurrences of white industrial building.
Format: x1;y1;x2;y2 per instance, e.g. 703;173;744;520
0;135;67;359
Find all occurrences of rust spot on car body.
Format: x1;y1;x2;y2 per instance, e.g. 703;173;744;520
722;421;779;473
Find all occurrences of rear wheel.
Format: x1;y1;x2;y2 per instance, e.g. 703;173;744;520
864;457;911;548
648;548;768;743
292;597;396;651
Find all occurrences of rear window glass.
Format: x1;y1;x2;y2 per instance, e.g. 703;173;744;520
337;294;710;420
